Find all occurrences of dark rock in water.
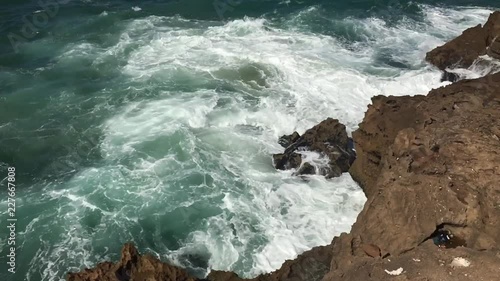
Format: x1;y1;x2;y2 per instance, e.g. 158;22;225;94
273;152;301;170
426;24;487;70
179;252;211;277
296;162;315;175
426;11;500;70
278;131;300;148
273;118;355;178
440;70;460;83
343;70;500;280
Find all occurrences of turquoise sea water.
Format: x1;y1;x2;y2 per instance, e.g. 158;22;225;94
1;1;499;280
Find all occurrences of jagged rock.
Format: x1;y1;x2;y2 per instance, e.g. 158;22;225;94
273;118;355;177
331;72;500;280
278;131;300;148
426;11;500;70
440;70;460;82
296;162;315;175
66;243;199;281
272;152;302;170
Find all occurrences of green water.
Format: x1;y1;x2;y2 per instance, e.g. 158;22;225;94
0;1;499;280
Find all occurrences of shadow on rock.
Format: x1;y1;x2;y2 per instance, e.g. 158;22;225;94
272;118;356;178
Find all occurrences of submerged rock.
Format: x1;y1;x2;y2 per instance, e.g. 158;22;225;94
361;244;381;258
272;118;356;177
278;131;300;148
272;152;301;170
331;72;500;280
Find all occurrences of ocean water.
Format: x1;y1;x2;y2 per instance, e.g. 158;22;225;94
0;1;499;280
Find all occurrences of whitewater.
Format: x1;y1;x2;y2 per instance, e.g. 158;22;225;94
0;2;497;281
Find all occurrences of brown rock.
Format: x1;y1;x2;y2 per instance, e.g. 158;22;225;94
349;95;426;197
273;118;356;177
484;10;500;42
273;152;302;170
206;271;243;281
323;241;500;281
425;24;487;70
278;131;300;148
67;243;199;281
426;11;500;70
440;70;460;83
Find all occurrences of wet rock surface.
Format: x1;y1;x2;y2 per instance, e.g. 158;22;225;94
272;118;356;177
272;152;302;170
426;11;500;70
487;37;500;59
278;131;300;148
440;70;460;83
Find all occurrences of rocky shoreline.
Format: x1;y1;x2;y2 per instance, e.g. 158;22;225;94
67;11;500;281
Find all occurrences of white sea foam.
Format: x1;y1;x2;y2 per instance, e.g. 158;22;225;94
21;5;496;281
447;55;500;79
251;174;365;274
112;8;494;276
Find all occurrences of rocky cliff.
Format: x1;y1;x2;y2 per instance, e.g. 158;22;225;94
67;11;500;281
426;11;500;70
323;72;500;281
